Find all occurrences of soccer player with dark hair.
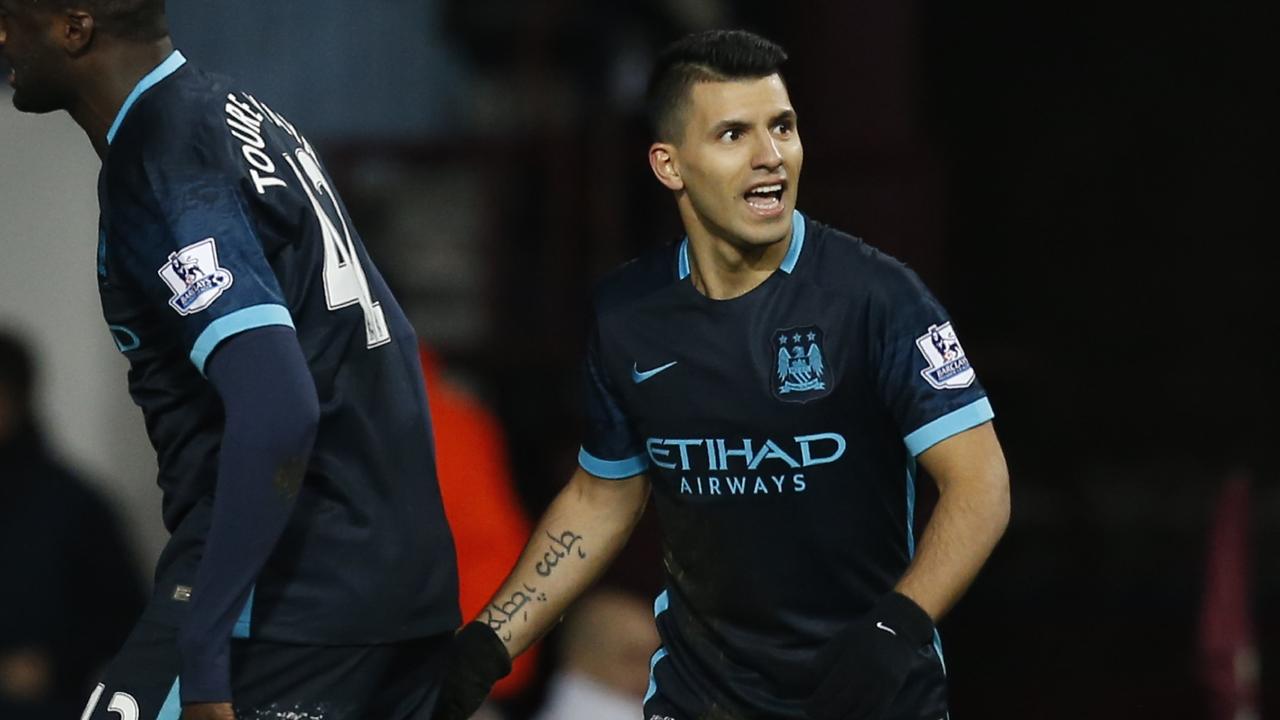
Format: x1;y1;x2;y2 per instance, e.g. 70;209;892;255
1;3;460;720
434;29;1010;720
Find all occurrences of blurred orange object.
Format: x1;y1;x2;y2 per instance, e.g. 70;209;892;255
421;344;539;699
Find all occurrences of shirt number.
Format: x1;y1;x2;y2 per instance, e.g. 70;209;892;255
283;149;391;349
80;684;140;720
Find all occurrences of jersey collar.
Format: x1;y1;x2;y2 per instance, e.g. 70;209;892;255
106;50;188;146
678;210;807;280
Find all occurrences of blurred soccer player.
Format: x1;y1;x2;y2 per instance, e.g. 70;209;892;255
0;2;460;719
433;30;1010;720
1;330;145;717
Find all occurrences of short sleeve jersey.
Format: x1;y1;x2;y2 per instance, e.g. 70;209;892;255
579;212;993;718
95;52;459;643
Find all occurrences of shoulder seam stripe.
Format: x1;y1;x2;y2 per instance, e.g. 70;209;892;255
107;50;188;145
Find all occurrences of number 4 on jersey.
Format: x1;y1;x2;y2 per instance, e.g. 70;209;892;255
283;148;391;348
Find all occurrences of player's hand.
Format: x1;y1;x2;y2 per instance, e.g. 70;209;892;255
181;702;237;720
430;622;512;720
804;592;935;720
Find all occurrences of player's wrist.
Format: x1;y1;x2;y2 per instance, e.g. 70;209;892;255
177;668;233;706
176;633;233;704
872;591;935;648
457;621;513;681
431;622;513;720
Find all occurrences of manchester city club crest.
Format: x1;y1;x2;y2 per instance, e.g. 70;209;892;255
772;325;832;402
915;321;976;390
157;237;235;315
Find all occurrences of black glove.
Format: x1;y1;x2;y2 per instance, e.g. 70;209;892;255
430;622;513;720
804;592;935;720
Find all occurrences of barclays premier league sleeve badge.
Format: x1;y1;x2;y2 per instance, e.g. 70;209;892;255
157;238;235;315
915;322;975;390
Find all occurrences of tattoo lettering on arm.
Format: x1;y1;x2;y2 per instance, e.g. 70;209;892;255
481;529;588;642
535;529;587;576
480;584;548;642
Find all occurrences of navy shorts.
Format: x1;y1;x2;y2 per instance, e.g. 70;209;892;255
643;640;950;720
644;688;949;720
79;619;450;720
642;689;741;720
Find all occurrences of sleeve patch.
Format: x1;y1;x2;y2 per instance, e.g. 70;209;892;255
157;238;235;315
915;322;975;390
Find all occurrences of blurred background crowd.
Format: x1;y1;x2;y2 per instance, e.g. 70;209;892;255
1;0;1274;718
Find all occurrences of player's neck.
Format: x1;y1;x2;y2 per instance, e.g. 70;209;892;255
69;37;175;158
682;214;792;301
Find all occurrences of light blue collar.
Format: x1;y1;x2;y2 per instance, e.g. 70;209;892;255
106;50;187;145
678;210;807;280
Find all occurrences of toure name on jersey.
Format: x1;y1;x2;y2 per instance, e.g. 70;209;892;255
647;433;846;496
223;91;314;196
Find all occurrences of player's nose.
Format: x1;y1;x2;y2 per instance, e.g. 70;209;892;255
751;132;785;171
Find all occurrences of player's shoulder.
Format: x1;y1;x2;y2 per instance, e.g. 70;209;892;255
105;61;239;190
800;214;930;304
590;241;682;318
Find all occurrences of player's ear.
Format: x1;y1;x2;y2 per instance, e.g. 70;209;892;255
649;143;684;192
60;10;95;55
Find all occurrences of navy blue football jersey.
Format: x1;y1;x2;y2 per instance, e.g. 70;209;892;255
580;212;993;719
95;52;459;643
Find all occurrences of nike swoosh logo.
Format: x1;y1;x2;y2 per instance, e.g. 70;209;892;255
632;361;678;384
876;622;898;636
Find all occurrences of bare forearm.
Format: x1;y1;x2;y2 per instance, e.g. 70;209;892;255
896;423;1009;621
475;469;648;658
896;478;1008;620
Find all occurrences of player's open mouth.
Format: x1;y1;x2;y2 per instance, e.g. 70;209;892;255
744;182;786;217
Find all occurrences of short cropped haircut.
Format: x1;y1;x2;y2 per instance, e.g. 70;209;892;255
29;0;167;41
646;29;789;142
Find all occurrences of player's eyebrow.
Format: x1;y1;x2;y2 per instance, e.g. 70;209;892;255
708;118;752;137
770;109;798;126
708;109;797;137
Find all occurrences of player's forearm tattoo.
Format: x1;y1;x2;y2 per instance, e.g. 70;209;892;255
480;583;549;641
479;529;587;641
535;529;587;577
